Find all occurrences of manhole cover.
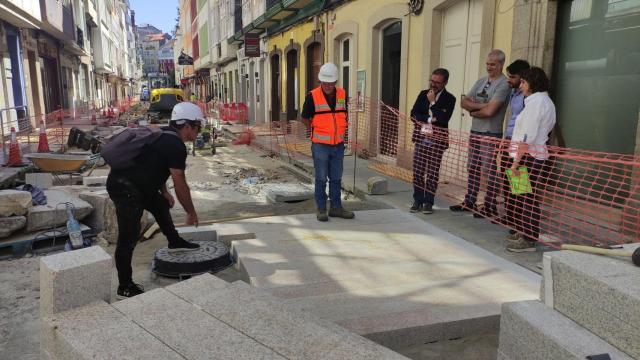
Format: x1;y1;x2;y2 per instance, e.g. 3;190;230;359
152;241;232;278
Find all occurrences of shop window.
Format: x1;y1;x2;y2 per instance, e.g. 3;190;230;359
553;0;640;154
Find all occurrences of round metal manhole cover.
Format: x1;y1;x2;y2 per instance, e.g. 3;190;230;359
152;241;232;278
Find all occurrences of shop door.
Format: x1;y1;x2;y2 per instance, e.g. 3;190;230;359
440;0;483;134
306;42;321;93
379;21;402;157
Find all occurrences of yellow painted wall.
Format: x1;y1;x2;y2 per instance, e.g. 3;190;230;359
266;21;315;114
329;0;427;116
493;2;514;65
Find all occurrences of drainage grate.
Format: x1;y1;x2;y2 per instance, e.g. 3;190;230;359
152;241;232;278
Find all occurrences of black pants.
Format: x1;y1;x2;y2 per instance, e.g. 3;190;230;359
505;155;549;241
412;141;447;206
106;174;182;286
501;152;517;229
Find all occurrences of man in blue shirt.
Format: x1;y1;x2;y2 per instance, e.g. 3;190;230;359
502;59;530;238
505;60;530;140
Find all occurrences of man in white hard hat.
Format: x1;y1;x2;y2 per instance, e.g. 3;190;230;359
301;63;355;222
106;102;203;298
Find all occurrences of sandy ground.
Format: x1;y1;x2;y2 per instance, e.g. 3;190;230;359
0;141;497;360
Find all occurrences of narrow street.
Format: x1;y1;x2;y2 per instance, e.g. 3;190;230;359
1;140;498;360
1;0;638;359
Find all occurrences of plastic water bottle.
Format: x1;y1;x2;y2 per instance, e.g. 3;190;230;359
66;205;84;249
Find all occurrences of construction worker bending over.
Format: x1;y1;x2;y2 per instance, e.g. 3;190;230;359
106;102;203;298
301;63;355;222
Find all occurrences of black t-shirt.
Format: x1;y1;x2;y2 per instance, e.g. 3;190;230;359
111;127;187;193
301;91;337;120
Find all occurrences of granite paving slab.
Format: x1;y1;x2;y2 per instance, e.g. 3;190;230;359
230;209;540;348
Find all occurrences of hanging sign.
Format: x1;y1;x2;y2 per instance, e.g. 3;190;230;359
245;33;260;58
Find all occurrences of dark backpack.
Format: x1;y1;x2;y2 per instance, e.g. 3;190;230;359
101;127;180;170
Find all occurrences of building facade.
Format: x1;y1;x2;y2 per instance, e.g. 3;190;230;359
0;0;142;133
175;0;638;159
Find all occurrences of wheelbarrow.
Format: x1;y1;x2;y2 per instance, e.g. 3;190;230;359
23;153;92;184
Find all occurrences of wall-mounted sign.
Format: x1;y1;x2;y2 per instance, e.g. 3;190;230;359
356;69;366;112
245;33;260;58
178;51;194;65
408;0;424;15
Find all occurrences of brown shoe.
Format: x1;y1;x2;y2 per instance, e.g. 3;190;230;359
506;233;522;242
328;208;355;219
506;238;537;253
317;209;328;222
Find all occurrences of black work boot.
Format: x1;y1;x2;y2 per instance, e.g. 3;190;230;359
117;282;145;299
317;209;329;222
328;207;355;219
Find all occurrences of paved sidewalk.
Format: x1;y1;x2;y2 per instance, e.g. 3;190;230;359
274;149;544;274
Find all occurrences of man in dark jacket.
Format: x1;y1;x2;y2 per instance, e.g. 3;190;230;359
107;102;203;298
410;68;456;214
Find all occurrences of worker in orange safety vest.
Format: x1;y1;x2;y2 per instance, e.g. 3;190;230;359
301;63;355;222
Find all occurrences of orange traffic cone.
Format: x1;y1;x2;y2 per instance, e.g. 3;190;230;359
37;121;50;153
6;127;23;166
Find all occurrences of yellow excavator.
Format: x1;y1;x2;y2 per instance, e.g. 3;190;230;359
148;88;185;120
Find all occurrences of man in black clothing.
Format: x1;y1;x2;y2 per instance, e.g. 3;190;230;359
107;102;203;298
410;68;456;214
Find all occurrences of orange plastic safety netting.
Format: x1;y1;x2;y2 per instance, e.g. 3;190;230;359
1;99;137;163
226;96;639;248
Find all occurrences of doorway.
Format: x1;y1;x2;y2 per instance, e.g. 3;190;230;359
28;51;42;122
286;49;298;120
39;57;61;115
270;54;281;122
439;0;483;134
378;21;402;157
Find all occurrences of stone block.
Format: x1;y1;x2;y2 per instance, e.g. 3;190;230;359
79;190;113;235
40;246;112;318
177;225;217;242
498;301;632;360
25;172;53;189
0;189;32;217
82;176;107;187
177;224;255;246
113;288;286;359
367;176;388;195
41;301;182;360
167;275;408;360
262;183;314;203
26;190;93;232
0;216;26;238
545;250;640;358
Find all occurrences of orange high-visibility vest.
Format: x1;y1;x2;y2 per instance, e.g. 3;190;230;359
310;87;347;145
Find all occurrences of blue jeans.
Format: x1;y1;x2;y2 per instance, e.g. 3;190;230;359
311;142;344;210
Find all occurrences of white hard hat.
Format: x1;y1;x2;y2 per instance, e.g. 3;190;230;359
318;63;339;83
171;102;204;124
